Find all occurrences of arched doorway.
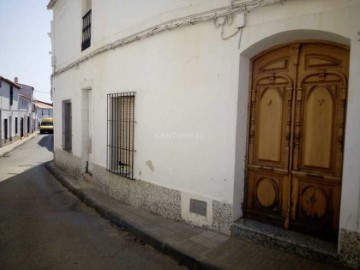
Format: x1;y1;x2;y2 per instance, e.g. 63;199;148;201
244;41;349;240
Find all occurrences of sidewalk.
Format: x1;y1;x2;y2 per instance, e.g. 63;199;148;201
45;162;350;270
0;131;39;157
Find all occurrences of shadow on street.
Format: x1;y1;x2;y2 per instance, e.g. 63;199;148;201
37;134;54;152
0;162;185;270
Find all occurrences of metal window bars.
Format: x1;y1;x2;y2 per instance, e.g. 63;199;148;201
107;92;136;179
81;9;91;51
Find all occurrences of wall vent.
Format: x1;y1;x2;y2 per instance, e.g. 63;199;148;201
190;199;207;216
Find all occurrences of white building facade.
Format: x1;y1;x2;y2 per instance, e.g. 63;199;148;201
33;100;54;128
0;76;33;147
48;0;360;267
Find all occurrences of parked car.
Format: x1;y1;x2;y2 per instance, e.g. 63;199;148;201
40;117;53;134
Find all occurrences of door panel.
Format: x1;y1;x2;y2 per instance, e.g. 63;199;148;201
247;45;294;222
247;169;288;223
257;87;284;162
303;85;334;169
290;175;341;237
290;43;348;235
245;42;349;238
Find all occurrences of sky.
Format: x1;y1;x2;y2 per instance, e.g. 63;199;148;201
0;0;52;103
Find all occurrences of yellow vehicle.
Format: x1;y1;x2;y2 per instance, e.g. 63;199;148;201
40;117;54;134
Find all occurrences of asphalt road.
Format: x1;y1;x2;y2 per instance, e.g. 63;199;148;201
0;134;185;270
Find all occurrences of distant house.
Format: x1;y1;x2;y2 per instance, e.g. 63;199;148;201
33;100;53;128
15;77;35;133
0;75;33;147
48;0;360;267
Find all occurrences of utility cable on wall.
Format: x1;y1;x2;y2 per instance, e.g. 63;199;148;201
52;0;287;77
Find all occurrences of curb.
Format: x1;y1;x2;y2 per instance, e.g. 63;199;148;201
45;162;222;270
0;131;39;157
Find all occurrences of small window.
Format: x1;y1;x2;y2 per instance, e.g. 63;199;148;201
107;92;135;179
15;117;18;134
81;0;91;51
10;86;13;106
27;117;30;133
4;119;8;140
62;100;72;151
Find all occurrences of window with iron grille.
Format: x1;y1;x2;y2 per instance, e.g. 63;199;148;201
107;92;136;179
81;9;91;51
62;100;72;151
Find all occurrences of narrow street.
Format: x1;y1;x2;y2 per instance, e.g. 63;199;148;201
0;135;185;270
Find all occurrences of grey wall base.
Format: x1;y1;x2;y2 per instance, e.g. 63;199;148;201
92;164;182;221
212;201;233;234
54;151;234;234
54;148;83;177
339;229;360;269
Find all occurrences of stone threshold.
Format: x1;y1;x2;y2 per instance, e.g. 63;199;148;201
231;219;339;265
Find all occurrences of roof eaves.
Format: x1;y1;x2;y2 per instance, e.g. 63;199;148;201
47;0;58;10
0;76;21;89
19;94;31;101
17;82;34;90
35;104;53;109
34;100;53;106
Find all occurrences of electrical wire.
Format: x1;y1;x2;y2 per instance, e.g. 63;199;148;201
34;90;50;93
53;0;287;76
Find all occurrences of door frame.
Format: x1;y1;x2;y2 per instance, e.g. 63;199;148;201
81;86;93;174
242;40;350;238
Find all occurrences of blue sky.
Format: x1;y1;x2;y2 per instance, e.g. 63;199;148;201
0;0;52;103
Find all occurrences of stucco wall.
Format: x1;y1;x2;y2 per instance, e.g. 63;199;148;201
53;19;239;230
0;81;29;141
51;0;360;263
0;81;19;110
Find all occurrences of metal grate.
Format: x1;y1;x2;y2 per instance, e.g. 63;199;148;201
107;92;136;179
81;9;91;51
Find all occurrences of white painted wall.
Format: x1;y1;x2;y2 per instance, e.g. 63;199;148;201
0;81;19;111
37;108;53;119
35;108;53;128
54;19;239;205
92;0;228;48
53;0;230;71
52;0;82;68
0;80;30;141
51;0;360;233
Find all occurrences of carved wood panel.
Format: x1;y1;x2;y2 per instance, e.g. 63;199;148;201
290;43;348;235
246;45;295;223
245;42;349;237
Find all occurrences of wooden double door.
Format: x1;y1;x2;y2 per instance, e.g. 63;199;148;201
245;42;349;239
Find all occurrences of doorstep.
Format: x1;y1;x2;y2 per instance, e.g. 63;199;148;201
231;219;338;264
